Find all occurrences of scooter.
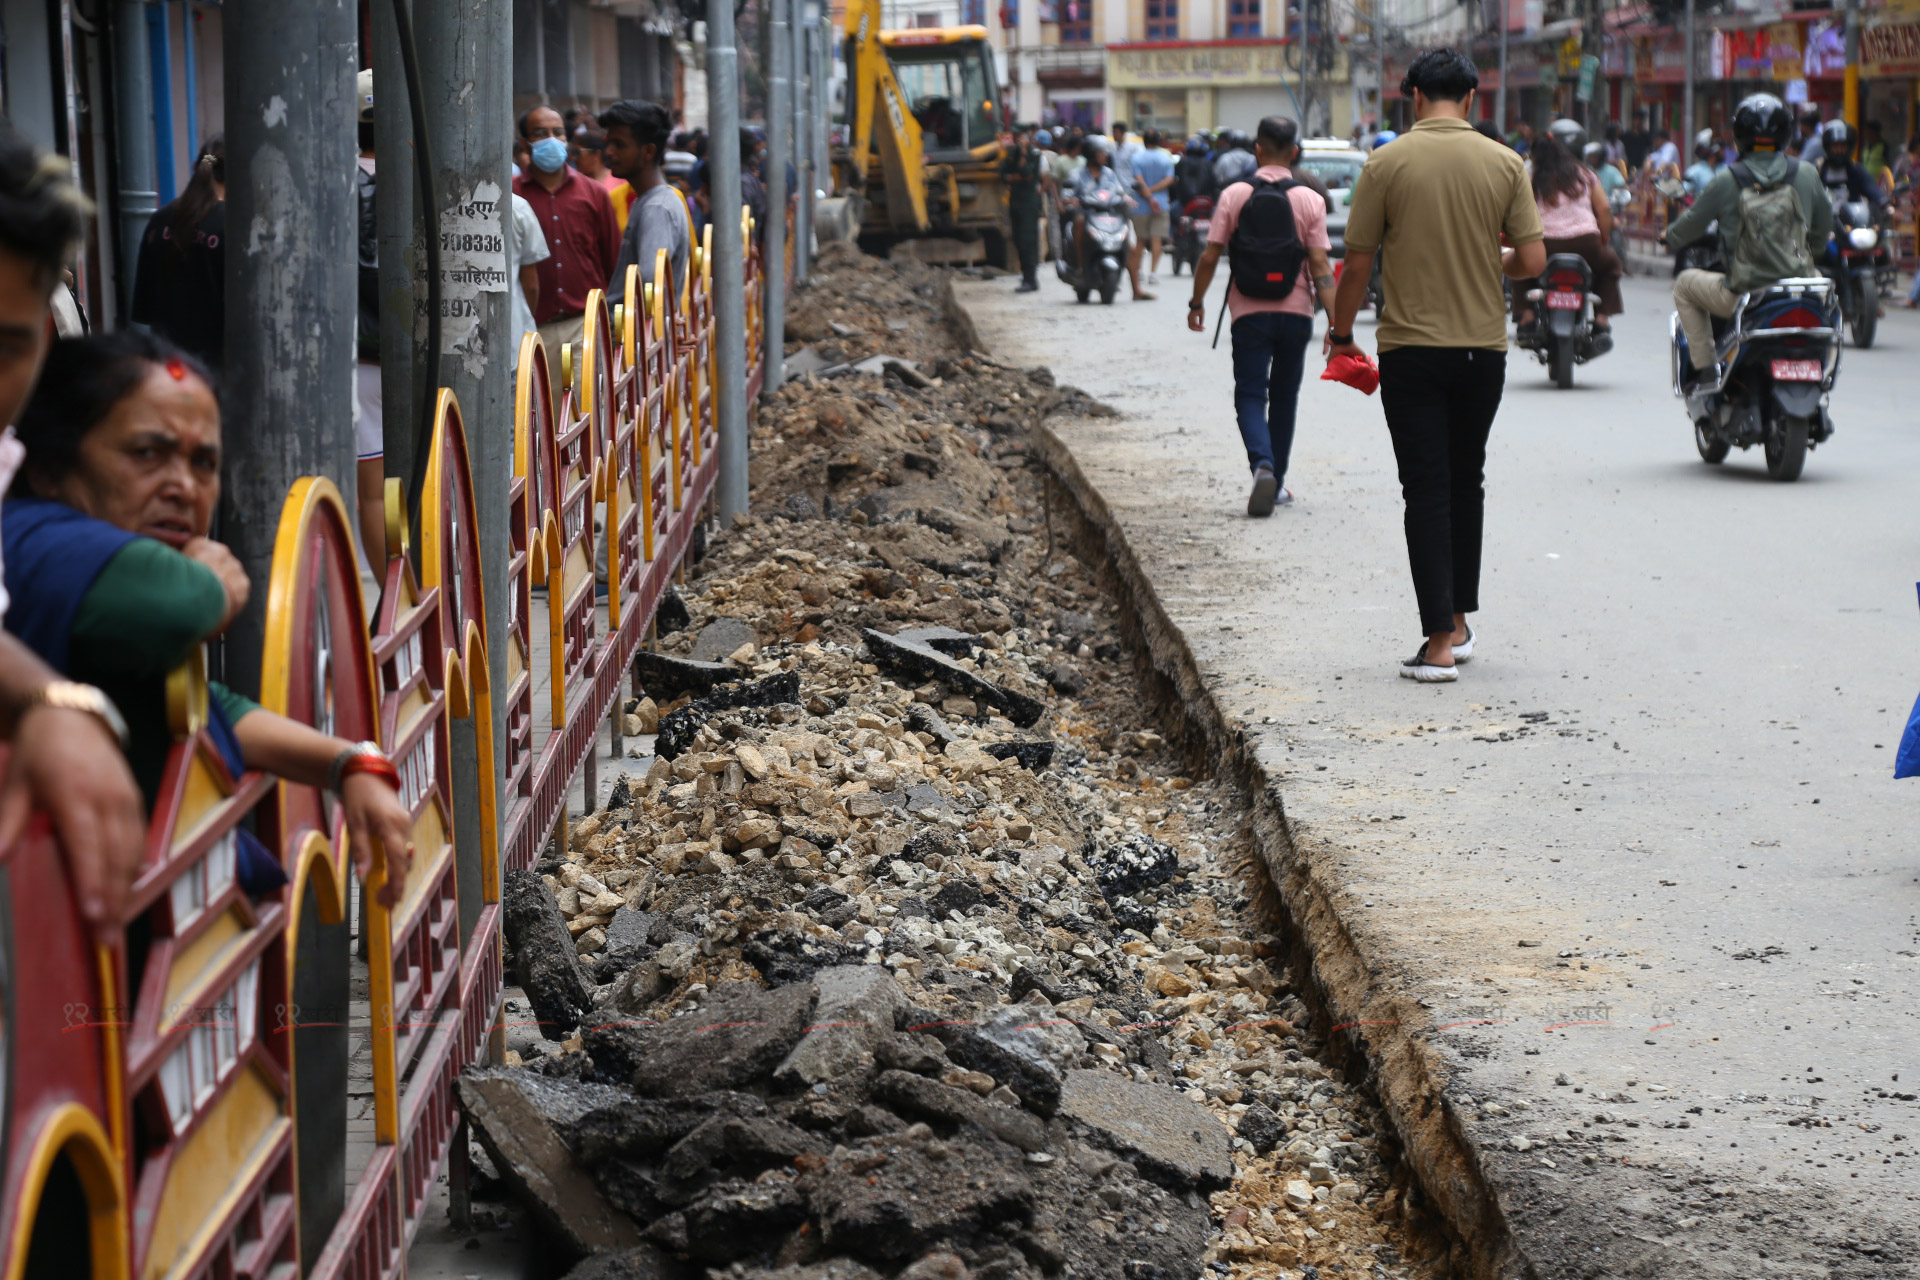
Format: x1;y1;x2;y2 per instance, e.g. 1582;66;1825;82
1822;198;1891;349
1171;195;1214;277
1515;253;1612;389
1671;271;1841;482
1055;188;1134;305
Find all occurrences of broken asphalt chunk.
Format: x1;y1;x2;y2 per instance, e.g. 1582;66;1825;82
1057;1069;1233;1193
503;868;597;1038
655;671;804;759
862;627;1045;728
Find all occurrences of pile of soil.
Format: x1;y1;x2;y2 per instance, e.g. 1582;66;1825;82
456;246;1443;1280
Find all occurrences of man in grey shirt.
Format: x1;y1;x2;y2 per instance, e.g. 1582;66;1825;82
600;99;691;302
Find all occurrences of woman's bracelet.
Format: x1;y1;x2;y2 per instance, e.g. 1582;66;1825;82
328;740;399;795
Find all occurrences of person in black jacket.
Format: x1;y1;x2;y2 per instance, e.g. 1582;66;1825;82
130;135;224;370
1172;135;1217;215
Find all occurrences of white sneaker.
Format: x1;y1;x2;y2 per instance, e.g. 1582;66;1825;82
1148;273;1160;286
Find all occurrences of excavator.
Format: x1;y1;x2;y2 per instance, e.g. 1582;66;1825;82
831;0;1010;265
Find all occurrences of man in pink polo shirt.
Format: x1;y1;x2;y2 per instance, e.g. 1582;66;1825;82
1185;116;1338;516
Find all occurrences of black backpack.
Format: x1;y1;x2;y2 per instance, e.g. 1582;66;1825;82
1227;177;1307;300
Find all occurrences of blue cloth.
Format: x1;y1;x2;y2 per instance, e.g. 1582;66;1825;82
1684;160;1718;196
1230;311;1314;480
1132;146;1175;215
2;497;137;672
1900;582;1920;779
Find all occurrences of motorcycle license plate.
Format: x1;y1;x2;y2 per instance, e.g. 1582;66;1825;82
1193;220;1210;236
1546;290;1582;309
1770;358;1822;382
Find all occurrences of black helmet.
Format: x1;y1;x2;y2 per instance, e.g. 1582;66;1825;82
1546;117;1588;154
1820;118;1855;159
1732;93;1791;155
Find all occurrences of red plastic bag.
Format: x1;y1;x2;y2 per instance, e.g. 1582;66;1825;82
1320;350;1380;396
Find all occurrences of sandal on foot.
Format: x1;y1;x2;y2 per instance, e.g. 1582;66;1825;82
1399;645;1458;683
1452;624;1475;663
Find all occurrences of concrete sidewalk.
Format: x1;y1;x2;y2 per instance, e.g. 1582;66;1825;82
955;272;1920;1277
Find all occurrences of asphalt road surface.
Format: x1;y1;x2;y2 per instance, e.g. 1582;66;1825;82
960;264;1919;1276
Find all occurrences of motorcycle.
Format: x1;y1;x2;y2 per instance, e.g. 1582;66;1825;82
1822;198;1893;349
1515;253;1612;389
1670;270;1840;482
1055;187;1134;305
1607;185;1632;264
1171;195;1214;277
1655;178;1717;273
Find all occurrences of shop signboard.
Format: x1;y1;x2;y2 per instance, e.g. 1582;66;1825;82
1575;53;1599;101
1107;41;1290;88
1861;13;1920;79
1763;22;1803;81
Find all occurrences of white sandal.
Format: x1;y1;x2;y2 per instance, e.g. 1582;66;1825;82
1399;644;1458;683
1452;624;1475;663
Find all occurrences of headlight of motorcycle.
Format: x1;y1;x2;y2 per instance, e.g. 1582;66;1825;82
1848;226;1878;250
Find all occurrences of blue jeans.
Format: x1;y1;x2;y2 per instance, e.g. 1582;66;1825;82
1230;311;1313;481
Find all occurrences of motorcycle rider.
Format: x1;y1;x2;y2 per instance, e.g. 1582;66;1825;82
1815;120;1889;216
1684;129;1721;196
1514;128;1622;338
1174;135;1218;210
1067;136;1153;300
1660;92;1832;389
1213;131;1257;187
1585;141;1627;197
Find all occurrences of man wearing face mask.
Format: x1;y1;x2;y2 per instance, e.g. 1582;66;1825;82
512;104;620;352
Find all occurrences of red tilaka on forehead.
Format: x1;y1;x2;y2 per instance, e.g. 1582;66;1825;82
165;357;188;381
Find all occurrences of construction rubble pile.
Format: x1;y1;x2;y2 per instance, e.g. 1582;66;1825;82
455;245;1441;1280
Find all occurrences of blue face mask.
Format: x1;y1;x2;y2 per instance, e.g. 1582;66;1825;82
530;136;568;173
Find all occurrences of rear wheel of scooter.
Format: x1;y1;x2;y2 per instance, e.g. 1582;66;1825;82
1551;339;1575;390
1765;415;1809;481
1100;283;1117;305
1694;419;1729;464
1075;286;1091;304
1851;277;1877;348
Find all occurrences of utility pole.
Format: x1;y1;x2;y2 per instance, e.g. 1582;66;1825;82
766;0;791;395
1375;1;1386;134
222;0;358;697
1843;0;1861;130
711;0;751;520
795;5;815;287
1682;0;1694;156
417;0;512;937
374;0;419;501
110;1;158;314
1497;0;1509;135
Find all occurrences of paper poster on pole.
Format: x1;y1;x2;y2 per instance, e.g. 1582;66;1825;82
438;180;508;377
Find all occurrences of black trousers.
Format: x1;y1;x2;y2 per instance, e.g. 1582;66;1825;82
1377;346;1507;636
1011;202;1040;284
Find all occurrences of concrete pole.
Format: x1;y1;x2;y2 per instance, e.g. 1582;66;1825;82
1497;0;1509;135
418;0;511;940
1682;0;1694;156
222;0;358;697
373;0;419;497
711;0;751;519
1842;0;1861;131
795;8;814;286
765;0;790;396
110;1;158;313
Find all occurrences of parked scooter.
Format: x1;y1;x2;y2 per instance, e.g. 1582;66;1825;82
1515;253;1612;389
1055;187;1134;305
1671;271;1841;482
1822;198;1892;349
1171;195;1214;277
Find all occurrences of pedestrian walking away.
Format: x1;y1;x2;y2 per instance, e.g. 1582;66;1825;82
130;135;225;372
1000;124;1045;291
1131;129;1176;284
1328;47;1545;682
1185;116;1337;518
350;68;386;566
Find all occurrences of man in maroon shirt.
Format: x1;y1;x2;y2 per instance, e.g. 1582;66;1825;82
512;105;619;352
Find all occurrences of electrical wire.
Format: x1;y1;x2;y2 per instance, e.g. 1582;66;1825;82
388;0;441;548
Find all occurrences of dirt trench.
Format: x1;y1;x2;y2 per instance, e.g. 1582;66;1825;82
455;244;1461;1280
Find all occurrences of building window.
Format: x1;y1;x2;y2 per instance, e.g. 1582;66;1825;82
1059;0;1092;41
1145;0;1177;39
914;12;942;25
1227;0;1259;37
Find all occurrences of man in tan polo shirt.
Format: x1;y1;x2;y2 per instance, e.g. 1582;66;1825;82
1326;47;1545;683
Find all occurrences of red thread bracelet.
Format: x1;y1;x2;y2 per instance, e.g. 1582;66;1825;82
340;752;401;792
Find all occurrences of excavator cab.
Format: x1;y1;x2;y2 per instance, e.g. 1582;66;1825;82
881;29;1000;160
830;1;1011;265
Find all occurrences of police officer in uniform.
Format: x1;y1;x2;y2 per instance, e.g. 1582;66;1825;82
1000;123;1045;292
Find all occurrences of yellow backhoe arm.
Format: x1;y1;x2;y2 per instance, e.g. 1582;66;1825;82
844;0;931;234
